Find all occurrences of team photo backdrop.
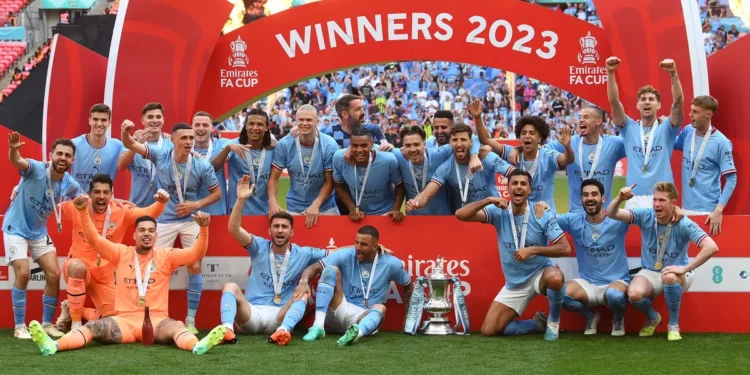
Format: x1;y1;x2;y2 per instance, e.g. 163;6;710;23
1;0;749;332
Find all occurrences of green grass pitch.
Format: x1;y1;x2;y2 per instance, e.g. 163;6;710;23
2;330;749;374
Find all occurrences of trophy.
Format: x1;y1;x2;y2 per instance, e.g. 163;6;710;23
404;256;470;335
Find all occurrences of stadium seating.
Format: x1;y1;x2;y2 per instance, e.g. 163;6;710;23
0;0;29;25
0;41;25;76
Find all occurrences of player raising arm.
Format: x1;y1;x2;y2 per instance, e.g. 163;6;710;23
607;183;719;340
456;169;570;341
222;175;335;346
28;196;225;355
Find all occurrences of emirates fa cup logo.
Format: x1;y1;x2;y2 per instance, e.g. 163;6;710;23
578;32;599;65
229;36;249;68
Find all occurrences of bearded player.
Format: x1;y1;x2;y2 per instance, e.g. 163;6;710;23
300;225;413;346
608;182;719;340
221;175;335;345
4;133;82;339
538;179;631;336
407;124;514;212
674;95;736;236
122;120;221;334
28;196;225;355
456;169;571;341
607;57;684;208
55;174;169;331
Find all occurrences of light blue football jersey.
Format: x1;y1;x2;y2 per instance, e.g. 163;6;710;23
123;135;173;207
501;145;562;213
556;213;630;285
271;134;338;213
332;150;402;215
244;236;328;306
71;135;123;191
321;247;411;309
432;153;512;208
628;208;709;271
145;145;219;224
393;144;454;215
619;116;679;196
483;203;563;289
225;139;275;215
193;138;227;216
674;126;736;212
3;160;82;240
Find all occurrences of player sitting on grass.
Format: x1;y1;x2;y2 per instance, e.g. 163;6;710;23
28;195;224;355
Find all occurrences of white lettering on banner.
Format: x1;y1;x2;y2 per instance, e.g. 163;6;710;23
465;15;558;59
221;36;261;88
569;32;607;85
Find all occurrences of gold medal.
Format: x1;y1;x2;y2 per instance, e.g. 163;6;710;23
96;256;101;267
355;207;360;215
57;223;63;233
654;261;663;270
364;298;369;308
273;294;281;305
689;179;695;187
138;296;146;306
642;166;647;174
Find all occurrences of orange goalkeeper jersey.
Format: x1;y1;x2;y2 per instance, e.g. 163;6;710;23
77;207;208;316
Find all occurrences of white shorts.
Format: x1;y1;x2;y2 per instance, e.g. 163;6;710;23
635;269;694;296
625;195;653;210
682;209;711;216
287;207;340;216
156;221;199;248
4;232;56;265
494;268;546;315
325;298;367;334
572;278;629;307
236;304;282;335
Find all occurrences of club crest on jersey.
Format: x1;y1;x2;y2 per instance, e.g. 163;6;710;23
46;189;54;197
588;153;595;161
591;231;600;241
465;172;473;181
359;175;365;182
361;270;370;279
253;157;261;166
304;156;312;164
9;246;16;255
176;172;183;179
275;262;282;271
107;221;116;230
94;156;102;165
150;263;157;272
658;233;665;242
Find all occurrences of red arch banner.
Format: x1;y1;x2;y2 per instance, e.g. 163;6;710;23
196;0;614;119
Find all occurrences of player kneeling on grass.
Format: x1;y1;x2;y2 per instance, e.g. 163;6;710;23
607;182;719;341
455;169;571;341
537;179;631;336
28;195;225;355
301;225;413;346
220;175;336;345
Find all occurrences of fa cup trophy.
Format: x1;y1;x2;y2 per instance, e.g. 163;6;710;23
404;256;470;335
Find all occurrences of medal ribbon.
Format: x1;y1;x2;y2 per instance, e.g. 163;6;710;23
133;252;153;303
521;149;541;179
171;151;193;204
45;165;66;229
90;203;112;238
640;120;659;171
269;245;291;299
295;135;319;190
508;202;530;250
245;148;267;188
354;151;374;210
654;217;672;269
454;159;472;205
689;126;712;185
358;251;379;306
578;135;603;180
409;150;429;195
191;138;214;160
148;136;164;189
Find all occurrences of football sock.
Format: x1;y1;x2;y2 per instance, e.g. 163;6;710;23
630;297;659;321
604;289;627;322
280;300;307;331
503;320;539;336
11;287;26;327
187;274;203;320
547;284;565;323
57;326;93;351
313;266;336;327
66;277;86;323
358;310;383;337
562;295;594;321
42;295;58;326
173;327;198;351
220;292;237;330
663;283;683;326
